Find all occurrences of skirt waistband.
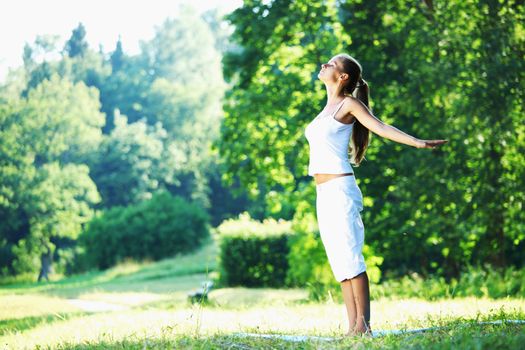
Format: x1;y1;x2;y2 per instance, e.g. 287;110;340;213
316;174;355;190
316;174;364;212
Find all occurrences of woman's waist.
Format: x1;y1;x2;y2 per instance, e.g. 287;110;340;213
314;172;353;185
308;160;354;177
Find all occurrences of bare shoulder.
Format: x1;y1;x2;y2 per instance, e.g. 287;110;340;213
341;96;366;116
342;96;365;110
340;95;385;132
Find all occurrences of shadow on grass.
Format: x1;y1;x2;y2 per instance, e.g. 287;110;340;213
0;311;92;336
0;239;219;301
0;237;218;294
29;320;525;350
40;333;353;350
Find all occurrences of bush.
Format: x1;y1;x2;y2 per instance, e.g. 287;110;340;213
78;191;210;270
215;212;292;288
286;208;384;302
372;263;525;300
214;208;385;302
284;214;335;299
56;245;91;275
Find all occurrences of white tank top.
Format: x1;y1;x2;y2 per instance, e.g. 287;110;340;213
304;99;355;176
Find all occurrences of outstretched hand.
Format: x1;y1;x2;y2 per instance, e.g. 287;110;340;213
416;139;448;149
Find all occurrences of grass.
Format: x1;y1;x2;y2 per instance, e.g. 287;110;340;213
1;236;524;349
0;235;220;296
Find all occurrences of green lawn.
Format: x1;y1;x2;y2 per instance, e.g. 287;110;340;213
1;238;524;349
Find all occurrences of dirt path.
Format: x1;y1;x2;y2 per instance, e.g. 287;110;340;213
66;299;129;312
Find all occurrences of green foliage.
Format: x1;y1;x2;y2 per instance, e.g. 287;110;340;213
63;23;89;58
10;236;41;276
21;39;109;112
333;0;525;277
0;7;253;280
86;112;167;207
213;209;383;298
22;74;105;160
285;226;336;301
286;209;383;302
215;212;292;288
217;0;525;279
95;7;227;211
53;244;89;276
110;39;125;72
0;75;103;276
79;191;210;270
374;264;525;301
216;0;348;218
57;50;110;89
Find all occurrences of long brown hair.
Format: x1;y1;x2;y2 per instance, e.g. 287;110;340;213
335;53;370;166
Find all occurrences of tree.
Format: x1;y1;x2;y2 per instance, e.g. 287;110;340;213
64;23;89;58
137;6;226;210
22;34;61;95
0;75;103;279
87;111;166;207
23;162;100;281
215;0;525;278
110;37;125;72
216;0;350;219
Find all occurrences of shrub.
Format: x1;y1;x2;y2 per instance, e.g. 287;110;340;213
56;245;91;275
455;263;525;299
286;208;384;302
372;263;525;300
214;212;292;288
78;191;210;269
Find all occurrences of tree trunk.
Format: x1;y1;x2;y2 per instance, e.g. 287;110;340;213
37;246;53;282
484;141;507;268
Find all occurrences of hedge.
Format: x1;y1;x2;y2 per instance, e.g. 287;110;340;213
79;191;210;269
214;212;292;287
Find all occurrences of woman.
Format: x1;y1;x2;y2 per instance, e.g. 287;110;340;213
304;53;447;337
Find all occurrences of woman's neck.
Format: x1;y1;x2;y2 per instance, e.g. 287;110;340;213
325;84;345;105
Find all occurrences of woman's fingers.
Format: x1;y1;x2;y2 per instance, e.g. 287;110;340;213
424;139;448;148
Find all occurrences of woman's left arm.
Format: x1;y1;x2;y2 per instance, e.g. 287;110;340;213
346;97;448;149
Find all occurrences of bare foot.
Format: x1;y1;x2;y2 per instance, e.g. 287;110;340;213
346;328;373;337
361;330;373;338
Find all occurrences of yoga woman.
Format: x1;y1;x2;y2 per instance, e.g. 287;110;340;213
304;53;448;337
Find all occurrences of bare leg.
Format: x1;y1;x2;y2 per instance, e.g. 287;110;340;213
340;279;357;335
350;271;372;335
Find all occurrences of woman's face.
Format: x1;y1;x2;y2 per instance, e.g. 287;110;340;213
317;56;343;83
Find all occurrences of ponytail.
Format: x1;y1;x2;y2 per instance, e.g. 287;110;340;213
337;53;371;167
350;78;371;166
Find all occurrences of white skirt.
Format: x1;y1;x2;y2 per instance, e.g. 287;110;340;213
316;175;366;282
